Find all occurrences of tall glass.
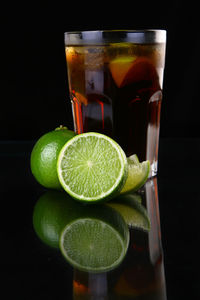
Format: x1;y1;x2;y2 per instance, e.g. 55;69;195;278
64;30;166;177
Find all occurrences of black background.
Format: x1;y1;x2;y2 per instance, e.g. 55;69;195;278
1;1;200;140
0;1;200;299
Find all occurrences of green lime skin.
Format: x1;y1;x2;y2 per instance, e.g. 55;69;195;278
30;127;76;189
33;190;81;248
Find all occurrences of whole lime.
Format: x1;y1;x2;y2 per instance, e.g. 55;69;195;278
30;126;76;189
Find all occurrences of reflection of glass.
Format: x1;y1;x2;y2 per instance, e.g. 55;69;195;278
73;178;167;300
64;30;166;177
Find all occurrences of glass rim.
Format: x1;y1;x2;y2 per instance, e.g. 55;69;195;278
64;29;166;45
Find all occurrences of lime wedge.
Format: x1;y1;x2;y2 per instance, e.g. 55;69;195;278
109;56;136;87
107;194;150;232
120;155;150;194
59;205;129;273
57;132;128;203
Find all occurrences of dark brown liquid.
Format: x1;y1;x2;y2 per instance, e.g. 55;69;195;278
66;44;165;164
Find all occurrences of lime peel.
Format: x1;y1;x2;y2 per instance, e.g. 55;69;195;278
30;127;76;189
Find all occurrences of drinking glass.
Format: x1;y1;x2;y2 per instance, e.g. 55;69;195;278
64;30;166;177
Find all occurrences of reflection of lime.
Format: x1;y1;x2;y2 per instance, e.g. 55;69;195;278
57;132;128;203
33;190;81;248
30;126;76;189
120;155;150;194
107;194;150;232
59;205;129;273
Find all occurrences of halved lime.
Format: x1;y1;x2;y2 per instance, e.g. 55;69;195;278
120;155;150;194
107;194;150;232
57;132;128;203
59;205;129;273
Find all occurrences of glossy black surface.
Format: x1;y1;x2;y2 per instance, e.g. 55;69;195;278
0;138;199;299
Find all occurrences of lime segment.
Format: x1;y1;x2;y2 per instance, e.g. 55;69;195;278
109;56;136;87
57;132;128;203
120;155;150;194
